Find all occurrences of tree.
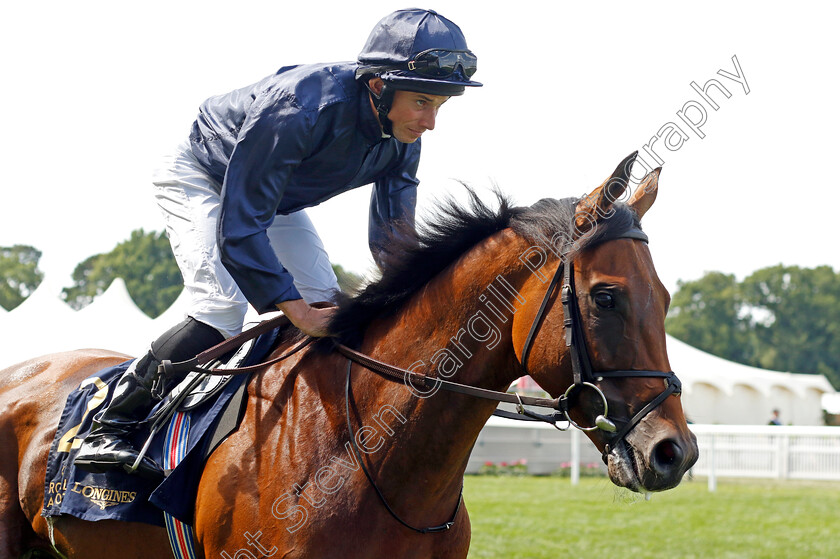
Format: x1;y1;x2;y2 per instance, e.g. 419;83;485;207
740;265;840;384
0;245;44;311
62;229;367;319
665;271;757;365
666;266;840;390
62;230;182;318
332;264;364;295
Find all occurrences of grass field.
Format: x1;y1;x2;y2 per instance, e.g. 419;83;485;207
463;475;840;559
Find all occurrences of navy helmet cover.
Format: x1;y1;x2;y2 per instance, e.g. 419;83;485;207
357;8;482;96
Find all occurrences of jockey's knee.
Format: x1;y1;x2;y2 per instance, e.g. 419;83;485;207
188;302;249;338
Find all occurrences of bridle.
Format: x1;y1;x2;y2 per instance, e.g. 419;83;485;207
518;226;681;457
335;224;682;534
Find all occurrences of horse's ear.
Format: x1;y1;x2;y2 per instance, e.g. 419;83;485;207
628;167;661;220
574;151;638;235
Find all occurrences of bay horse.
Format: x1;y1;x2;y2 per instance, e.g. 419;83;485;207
0;152;698;558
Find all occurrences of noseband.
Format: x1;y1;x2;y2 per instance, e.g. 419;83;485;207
519;227;681;457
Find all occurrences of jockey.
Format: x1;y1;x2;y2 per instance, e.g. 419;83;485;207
74;8;481;479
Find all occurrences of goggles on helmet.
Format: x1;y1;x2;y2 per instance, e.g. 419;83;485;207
406;49;478;79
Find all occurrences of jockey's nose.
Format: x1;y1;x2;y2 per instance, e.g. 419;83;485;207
420;108;436;131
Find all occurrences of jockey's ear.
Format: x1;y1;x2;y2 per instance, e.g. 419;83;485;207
368;77;385;96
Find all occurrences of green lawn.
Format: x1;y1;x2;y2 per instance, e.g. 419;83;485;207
463;476;840;559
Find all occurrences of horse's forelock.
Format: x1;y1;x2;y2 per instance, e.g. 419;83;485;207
509;197;643;259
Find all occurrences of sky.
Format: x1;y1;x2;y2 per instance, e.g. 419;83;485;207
2;0;838;299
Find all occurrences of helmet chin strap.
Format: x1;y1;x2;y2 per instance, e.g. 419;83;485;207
367;81;395;137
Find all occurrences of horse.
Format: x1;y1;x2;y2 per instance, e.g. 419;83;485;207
0;152;698;558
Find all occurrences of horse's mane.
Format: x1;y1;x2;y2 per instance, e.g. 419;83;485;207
327;188;642;346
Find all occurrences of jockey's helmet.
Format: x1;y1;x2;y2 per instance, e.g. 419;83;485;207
357;9;481;134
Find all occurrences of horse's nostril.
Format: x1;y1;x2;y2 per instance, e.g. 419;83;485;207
652;439;684;472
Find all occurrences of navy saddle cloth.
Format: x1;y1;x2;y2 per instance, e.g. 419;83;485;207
41;323;283;526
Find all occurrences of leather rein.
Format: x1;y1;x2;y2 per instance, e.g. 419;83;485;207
159;226;681;535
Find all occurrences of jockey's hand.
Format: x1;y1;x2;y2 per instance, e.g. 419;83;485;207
276;298;336;337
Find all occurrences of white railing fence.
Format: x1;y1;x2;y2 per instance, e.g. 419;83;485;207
688;424;840;490
468;418;840;490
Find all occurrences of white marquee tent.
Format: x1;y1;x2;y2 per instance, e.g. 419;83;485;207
1;278;836;425
666;336;834;426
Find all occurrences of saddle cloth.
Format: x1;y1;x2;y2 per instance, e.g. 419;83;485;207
41;322;285;526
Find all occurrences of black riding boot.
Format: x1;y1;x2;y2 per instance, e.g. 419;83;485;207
74;317;224;480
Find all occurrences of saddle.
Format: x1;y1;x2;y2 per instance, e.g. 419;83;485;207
42;317;293;527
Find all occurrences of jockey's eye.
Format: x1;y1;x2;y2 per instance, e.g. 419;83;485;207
593;291;615;309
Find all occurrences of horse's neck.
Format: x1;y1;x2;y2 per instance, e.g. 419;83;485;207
367;228;531;389
353;230;532;510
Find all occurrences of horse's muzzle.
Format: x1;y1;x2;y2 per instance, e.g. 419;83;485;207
608;420;699;492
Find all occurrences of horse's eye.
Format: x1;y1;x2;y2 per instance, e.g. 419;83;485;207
593;292;615;309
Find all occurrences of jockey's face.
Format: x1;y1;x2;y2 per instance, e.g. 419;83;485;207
368;78;449;143
387;89;449;143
